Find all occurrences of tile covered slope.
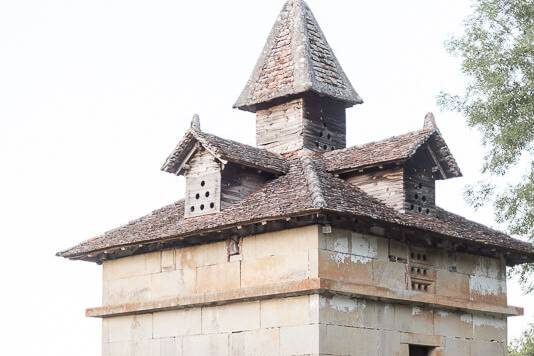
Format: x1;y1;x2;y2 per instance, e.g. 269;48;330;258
324;126;462;179
234;0;362;112
58;132;534;262
161;128;289;175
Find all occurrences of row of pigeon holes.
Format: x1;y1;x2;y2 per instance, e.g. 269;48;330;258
409;182;431;215
315;122;336;151
190;180;215;213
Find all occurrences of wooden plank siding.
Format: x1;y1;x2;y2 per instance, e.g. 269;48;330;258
404;148;437;216
344;145;438;217
221;165;272;209
256;95;346;155
184;149;222;218
302;97;346;152
256;98;305;154
345;168;406;212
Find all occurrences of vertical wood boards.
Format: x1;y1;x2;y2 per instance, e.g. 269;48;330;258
256;98;305;154
343;144;438;217
184;150;273;217
345;168;405;211
256;95;346;155
184;149;222;218
221;165;272;209
404;147;437;216
302;98;346;152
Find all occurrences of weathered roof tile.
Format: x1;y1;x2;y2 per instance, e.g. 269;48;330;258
161;128;289;175
234;0;362;112
323;127;462;179
58;153;533;263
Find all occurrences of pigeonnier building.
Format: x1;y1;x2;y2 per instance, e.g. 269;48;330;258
58;1;534;355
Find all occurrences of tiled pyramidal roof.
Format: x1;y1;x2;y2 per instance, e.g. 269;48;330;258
234;0;362;112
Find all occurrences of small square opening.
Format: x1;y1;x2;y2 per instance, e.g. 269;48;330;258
409;345;434;356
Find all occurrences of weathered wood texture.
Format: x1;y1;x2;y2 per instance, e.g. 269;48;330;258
344;145;438;217
221;165;272;209
256;95;346;154
345;168;405;211
184;150;221;218
404;147;437;216
256;98;305;154
303;97;346;152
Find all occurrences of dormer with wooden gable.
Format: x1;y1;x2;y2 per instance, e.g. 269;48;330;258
234;0;362;155
324;113;462;216
161;115;288;217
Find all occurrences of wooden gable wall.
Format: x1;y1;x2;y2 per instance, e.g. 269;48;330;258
345;167;405;211
184;149;275;217
256;95;346;155
343;143;439;216
221;165;273;209
184;149;221;217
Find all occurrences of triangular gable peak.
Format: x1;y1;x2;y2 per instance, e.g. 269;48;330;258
398;114;462;186
162;130;223;218
328;114;462;216
420;113;462;180
162;127;289;177
161;129;223;177
325;113;461;179
234;0;362;112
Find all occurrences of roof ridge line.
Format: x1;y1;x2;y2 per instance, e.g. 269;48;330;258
190;130;225;162
405;130;437;158
301;157;327;208
195;130;286;159
327;128;435;156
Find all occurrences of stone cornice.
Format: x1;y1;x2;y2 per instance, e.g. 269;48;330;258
86;278;523;318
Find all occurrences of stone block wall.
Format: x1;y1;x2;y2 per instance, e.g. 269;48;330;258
99;225;510;356
319;295;507;356
102;295;320;356
318;228;507;306
102;295;507;356
102;226;319;305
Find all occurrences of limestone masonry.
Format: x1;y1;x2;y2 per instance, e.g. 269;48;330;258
58;1;534;355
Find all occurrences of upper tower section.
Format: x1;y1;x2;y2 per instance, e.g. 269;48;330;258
235;0;362;155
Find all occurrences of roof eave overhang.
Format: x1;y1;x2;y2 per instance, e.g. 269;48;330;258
58;208;534;267
234;89;363;114
328;159;408;176
161;132;288;176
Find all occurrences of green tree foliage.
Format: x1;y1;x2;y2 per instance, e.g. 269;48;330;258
510;324;534;356
439;0;534;291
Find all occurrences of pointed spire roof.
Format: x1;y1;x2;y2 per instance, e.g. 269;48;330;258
234;0;363;112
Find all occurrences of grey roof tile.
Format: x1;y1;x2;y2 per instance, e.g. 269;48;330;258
323;127;462;179
161;128;289;175
58;151;533;263
234;0;362;112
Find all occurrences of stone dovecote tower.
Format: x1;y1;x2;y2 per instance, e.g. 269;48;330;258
58;1;534;356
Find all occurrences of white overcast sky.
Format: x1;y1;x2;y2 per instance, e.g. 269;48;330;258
0;0;532;355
